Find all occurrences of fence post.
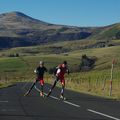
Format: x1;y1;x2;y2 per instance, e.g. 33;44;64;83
88;77;91;91
5;75;8;83
95;76;99;88
102;77;106;91
109;59;115;96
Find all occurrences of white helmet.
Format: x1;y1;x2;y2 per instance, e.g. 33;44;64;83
39;61;44;65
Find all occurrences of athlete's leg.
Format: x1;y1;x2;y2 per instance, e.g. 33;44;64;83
40;80;44;96
24;78;38;96
47;77;59;97
60;78;65;98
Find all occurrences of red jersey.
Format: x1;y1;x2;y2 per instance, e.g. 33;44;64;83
56;64;68;77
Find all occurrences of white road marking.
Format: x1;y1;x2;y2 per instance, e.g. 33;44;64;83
34;86;80;107
50;95;59;100
50;95;80;107
0;101;8;103
33;86;120;119
63;100;80;107
26;84;120;120
1;109;16;112
87;109;120;120
44;93;47;96
34;86;41;92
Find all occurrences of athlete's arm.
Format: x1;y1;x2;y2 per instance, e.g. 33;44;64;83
66;65;70;75
67;69;70;75
34;67;39;74
56;68;61;76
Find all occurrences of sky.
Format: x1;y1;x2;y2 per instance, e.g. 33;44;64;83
0;0;120;27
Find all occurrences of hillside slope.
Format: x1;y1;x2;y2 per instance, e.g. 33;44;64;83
0;11;93;48
0;11;120;49
90;23;120;41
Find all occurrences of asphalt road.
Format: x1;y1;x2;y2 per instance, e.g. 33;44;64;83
0;82;120;120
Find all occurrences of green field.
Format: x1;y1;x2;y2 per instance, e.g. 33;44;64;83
0;45;120;99
0;39;96;56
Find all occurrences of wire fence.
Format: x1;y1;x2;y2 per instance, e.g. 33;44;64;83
0;61;120;99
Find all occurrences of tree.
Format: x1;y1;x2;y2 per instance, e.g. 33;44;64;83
16;53;19;57
80;54;96;71
116;31;120;39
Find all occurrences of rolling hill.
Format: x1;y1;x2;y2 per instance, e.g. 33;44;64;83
90;23;120;40
0;11;120;49
0;11;93;49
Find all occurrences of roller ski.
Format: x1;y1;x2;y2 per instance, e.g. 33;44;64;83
24;82;36;96
34;85;46;98
59;95;66;101
40;92;45;98
24;91;30;96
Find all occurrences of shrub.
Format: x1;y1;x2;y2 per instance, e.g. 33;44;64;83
80;54;97;71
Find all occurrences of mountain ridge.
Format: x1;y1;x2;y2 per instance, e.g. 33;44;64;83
0;11;120;49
